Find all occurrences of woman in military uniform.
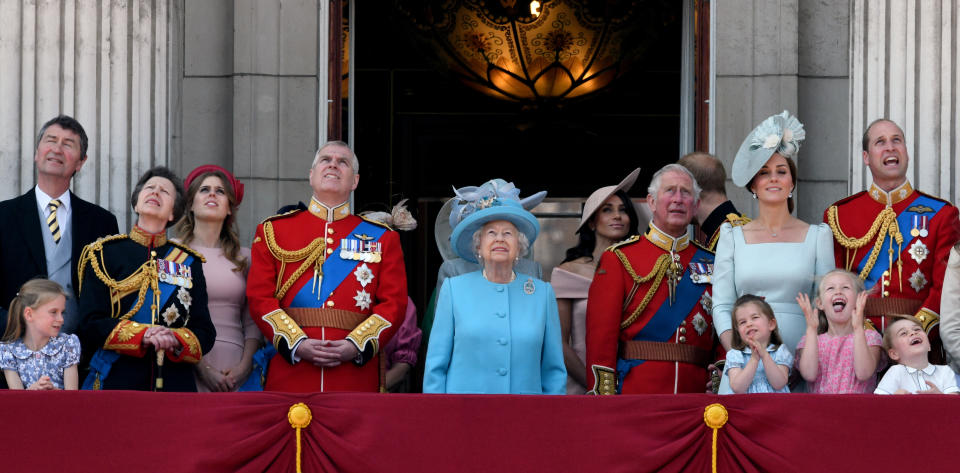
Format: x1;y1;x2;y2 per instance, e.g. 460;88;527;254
77;167;215;391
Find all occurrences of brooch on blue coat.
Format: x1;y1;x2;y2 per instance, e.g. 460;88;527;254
523;278;535;295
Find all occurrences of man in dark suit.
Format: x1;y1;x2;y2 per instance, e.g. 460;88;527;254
0;115;119;342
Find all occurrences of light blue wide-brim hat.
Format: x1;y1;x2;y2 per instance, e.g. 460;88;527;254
450;198;540;264
732;110;806;187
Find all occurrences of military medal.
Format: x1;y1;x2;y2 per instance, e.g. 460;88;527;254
688;262;713;284
919;215;928;237
911;215;920;237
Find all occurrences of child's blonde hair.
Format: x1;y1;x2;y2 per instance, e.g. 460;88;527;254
813;269;866;334
881;315;922;353
1;279;68;342
730;294;784;350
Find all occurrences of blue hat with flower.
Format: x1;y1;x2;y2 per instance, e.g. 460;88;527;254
732;110;806;187
449;179;543;263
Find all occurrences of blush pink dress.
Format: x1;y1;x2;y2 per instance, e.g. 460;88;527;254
551;267;591;394
189;244;259;392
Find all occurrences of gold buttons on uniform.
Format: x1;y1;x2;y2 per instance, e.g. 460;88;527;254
679;327;686;335
326;237;334;244
326;248;334;254
328;228;335;234
679;336;687;343
327;301;335;307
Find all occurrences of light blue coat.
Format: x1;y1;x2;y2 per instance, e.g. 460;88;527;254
423;271;567;394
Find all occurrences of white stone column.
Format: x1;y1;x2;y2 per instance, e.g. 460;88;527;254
0;0;172;231
850;0;960;203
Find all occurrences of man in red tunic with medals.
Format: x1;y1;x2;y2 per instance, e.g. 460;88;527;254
824;119;960;359
247;141;408;392
586;164;717;394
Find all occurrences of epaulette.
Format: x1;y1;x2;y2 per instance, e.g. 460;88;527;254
725;213;751;227
259;208;302;225
691;239;715;255
360;214;394;231
916;190;955;208
169;240;207;263
829;190;868;208
606;234;640;252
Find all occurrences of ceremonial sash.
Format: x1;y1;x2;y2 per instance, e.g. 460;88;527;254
82;248;194;390
859;194;946;289
289;220;386;308
616;247;713;390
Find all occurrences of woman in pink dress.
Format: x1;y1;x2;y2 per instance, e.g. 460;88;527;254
175;165;261;392
552;169;641;394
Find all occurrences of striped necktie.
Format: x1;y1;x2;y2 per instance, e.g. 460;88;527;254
47;199;62;244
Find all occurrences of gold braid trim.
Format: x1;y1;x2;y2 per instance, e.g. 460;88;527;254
826;206;902;280
262;221;327;300
616;251;672;329
77;237;160;321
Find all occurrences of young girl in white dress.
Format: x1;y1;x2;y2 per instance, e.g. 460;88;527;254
0;279;80;390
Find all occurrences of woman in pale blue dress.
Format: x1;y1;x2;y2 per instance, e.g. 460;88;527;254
712;111;835;393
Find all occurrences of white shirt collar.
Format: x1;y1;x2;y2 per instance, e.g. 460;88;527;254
35;186;71;213
903;363;936;375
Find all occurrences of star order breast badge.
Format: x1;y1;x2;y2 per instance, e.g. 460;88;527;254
177;287;192;310
162;306;181;325
909;269;928;293
692;313;708;336
908;240;929;264
354;263;374;287
353;289;372;310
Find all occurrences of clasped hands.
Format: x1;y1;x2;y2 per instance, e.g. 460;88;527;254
295;338;359;367
142;325;181;352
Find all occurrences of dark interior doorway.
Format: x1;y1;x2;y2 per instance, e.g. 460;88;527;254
349;4;684;379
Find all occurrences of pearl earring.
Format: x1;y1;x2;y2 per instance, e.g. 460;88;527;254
788;192;793;198
752;192;758;199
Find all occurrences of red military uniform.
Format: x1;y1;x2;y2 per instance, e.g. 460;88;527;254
247;198;408;392
825;181;960;338
585;224;717;394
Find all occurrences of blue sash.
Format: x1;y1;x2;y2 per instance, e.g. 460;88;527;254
236;345;276;391
82;248;193;390
859;194;946;289
289;220;386;308
617;247;713;391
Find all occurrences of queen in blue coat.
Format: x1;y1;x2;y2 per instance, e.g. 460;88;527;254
423;180;566;394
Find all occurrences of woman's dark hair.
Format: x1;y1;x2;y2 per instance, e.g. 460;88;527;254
130;166;186;228
174;170;249;272
561;190;640;264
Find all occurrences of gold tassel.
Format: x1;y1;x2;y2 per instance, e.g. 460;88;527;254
704;403;729;473
288;403;313;473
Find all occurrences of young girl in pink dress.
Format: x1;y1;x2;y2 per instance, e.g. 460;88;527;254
796;269;883;393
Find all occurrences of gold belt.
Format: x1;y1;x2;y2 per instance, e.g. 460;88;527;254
285;308;366;331
619;340;712;367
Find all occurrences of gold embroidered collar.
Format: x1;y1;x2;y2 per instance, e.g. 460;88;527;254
645;222;689;253
308;197;351;221
869;180;914;206
130;225;167;248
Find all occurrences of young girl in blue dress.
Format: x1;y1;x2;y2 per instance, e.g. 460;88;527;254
725;295;794;393
0;279;80;390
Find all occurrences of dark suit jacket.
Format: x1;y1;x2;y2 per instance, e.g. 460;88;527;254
0;188;119;331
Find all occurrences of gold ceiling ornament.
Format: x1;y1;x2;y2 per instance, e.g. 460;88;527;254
396;0;671;104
